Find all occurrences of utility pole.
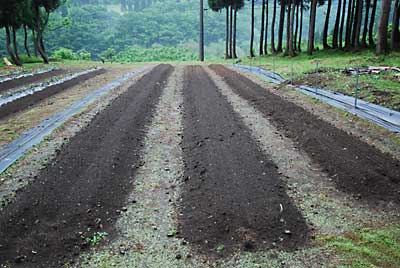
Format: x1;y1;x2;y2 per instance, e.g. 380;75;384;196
199;0;205;61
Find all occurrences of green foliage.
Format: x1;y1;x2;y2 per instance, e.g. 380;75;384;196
216;244;225;252
19;55;43;63
114;46;197;62
321;225;400;268
52;47;92;61
52;47;78;60
116;46;197;62
101;48;117;62
167;228;177;237
83;231;109;246
78;49;91;60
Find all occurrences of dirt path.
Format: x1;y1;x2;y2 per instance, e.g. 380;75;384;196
0;64;173;267
210;65;400;206
0;69;67;94
0;69;106;119
179;66;308;256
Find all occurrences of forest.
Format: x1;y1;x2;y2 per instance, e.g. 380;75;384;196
0;0;397;64
211;0;399;59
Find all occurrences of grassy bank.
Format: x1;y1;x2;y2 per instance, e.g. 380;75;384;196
320;224;400;268
241;50;400;111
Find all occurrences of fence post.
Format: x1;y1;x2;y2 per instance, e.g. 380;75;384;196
355;67;359;109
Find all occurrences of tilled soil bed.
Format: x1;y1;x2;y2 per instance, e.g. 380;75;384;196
0;64;173;267
179;66;308;256
0;69;67;93
210;64;400;205
0;69;106;119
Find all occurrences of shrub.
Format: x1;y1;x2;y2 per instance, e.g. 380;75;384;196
78;49;91;60
114;46;197;62
19;55;43;64
100;48;117;62
52;48;78;60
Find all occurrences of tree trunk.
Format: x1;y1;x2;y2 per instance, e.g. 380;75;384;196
298;0;303;52
12;27;21;63
308;0;317;55
34;4;49;64
339;0;347;48
333;0;342;49
264;0;269;54
294;3;299;51
260;0;266;55
250;0;255;57
289;0;295;56
323;0;332;49
277;1;286;52
40;35;46;55
345;0;353;48
121;0;126;11
361;0;371;47
36;32;49;64
271;0;277;53
349;0;356;46
225;7;229;59
32;29;38;57
5;26;22;66
285;0;292;56
229;5;233;58
368;0;377;46
391;0;400;51
23;25;31;57
352;0;363;48
233;6;238;58
376;0;392;54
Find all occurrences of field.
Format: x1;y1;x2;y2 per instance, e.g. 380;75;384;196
0;59;399;268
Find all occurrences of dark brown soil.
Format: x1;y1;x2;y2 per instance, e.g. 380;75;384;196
0;69;106;120
210;65;400;205
0;64;173;267
179;66;308;256
0;69;67;93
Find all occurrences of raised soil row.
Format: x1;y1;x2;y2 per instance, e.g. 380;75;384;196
0;64;173;267
179;66;308;256
0;69;106;120
210;64;400;205
0;69;67;94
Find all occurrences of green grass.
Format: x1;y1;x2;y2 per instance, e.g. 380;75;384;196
241;49;400;111
241;50;400;76
321;225;400;268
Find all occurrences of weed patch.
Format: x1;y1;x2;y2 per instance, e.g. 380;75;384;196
321;225;400;268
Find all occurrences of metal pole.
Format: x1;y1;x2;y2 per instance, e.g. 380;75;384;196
291;63;294;84
199;0;204;61
273;57;275;74
355;67;359;108
315;62;319;93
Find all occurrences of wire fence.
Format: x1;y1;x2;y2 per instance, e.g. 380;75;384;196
245;56;400;113
234;62;400;132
